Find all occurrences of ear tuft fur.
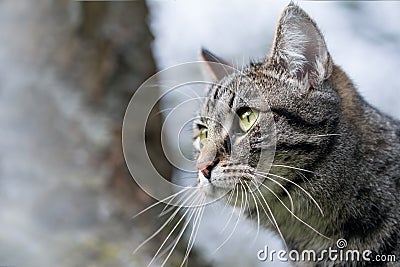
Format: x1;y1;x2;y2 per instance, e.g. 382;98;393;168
270;5;332;88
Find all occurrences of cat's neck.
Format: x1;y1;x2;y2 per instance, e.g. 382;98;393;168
333;64;400;161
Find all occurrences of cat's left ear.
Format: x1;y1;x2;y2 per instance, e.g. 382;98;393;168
270;5;332;88
200;48;234;80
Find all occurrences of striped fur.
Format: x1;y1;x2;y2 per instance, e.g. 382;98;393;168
196;4;399;267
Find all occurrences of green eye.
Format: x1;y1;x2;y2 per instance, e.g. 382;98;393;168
199;127;208;141
237;107;258;132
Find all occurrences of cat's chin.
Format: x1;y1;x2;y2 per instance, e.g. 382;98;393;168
197;171;233;201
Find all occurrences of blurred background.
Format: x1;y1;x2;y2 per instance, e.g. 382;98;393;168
0;0;399;266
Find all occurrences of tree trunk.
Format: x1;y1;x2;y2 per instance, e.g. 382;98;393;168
0;0;209;266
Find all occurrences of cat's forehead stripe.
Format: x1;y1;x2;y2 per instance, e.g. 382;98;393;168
202;69;298;117
203;76;237;114
209;76;235;99
228;91;236;108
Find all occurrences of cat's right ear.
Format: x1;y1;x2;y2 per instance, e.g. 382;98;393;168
269;5;332;88
200;48;234;80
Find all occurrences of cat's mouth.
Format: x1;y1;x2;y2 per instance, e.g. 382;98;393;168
196;166;264;199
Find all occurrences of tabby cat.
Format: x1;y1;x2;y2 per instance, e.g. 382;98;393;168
195;4;400;267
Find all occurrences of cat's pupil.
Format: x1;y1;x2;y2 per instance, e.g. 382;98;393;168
200;128;208;139
236;107;258;132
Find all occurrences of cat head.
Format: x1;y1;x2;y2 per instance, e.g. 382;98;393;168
195;5;341;200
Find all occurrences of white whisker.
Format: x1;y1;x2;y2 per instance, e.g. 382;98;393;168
159;188;194;217
310;133;342;138
133;189;199;255
255;171;295;213
149;193;201;266
253;182;288;251
272;164;314;174
258;171;324;217
250;183;274;226
244;181;261;244
160;197;202;267
255;179;330;239
221;185;239;233
132;187;191;220
214;184;244;253
240;180;252;222
180;197;206;267
221;189;235;214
